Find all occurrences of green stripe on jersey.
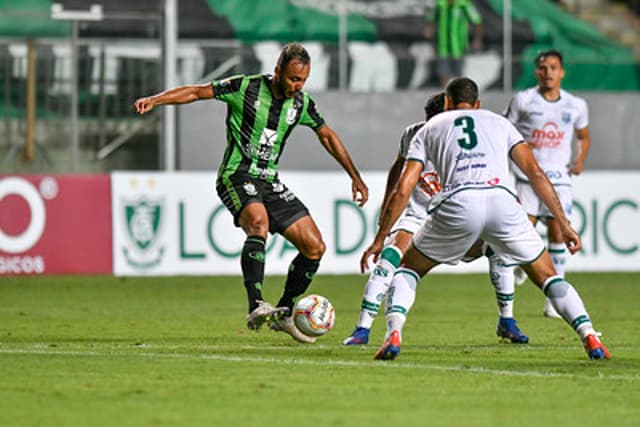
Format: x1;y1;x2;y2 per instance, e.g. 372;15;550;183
212;74;325;183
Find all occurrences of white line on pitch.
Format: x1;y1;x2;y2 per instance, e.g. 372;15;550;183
0;348;634;382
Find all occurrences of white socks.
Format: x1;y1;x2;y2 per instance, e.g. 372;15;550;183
542;276;596;339
488;255;515;318
356;246;402;329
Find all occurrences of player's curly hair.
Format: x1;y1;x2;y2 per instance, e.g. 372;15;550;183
445;77;478;106
424;92;445;120
277;42;311;69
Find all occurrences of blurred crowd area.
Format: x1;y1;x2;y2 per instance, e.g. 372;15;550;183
0;0;638;172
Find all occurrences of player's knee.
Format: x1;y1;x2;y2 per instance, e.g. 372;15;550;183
301;237;325;260
308;239;326;260
241;216;269;236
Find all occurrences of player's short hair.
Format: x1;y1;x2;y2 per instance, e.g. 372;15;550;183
424;92;445;120
445;77;478;106
277;42;311;69
534;49;564;67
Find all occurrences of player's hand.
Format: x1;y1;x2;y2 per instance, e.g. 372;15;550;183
134;97;155;115
360;238;383;273
352;178;369;207
569;161;584;175
562;224;582;254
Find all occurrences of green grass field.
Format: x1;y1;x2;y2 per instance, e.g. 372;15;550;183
1;273;638;426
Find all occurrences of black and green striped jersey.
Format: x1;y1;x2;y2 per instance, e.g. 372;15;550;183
212;74;325;183
426;0;482;59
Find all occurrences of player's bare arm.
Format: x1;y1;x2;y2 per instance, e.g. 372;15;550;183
360;160;422;272
316;125;369;207
570;127;591;175
134;83;214;115
511;142;582;254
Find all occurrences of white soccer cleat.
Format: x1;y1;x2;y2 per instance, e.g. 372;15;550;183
246;300;284;330
270;312;317;344
543;298;563;319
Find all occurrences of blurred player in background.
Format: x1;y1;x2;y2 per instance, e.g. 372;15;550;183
503;49;591;318
362;77;609;361
344;92;528;347
424;0;483;87
134;42;368;344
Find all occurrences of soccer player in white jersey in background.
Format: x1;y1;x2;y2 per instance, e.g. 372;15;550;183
361;77;609;361
503;49;591;318
344;93;528;346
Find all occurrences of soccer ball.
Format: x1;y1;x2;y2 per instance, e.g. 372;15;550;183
293;294;335;337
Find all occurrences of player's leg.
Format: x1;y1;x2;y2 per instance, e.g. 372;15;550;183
374;244;439;360
486;191;609;359
522;254;610;359
543;217;567;318
485;245;529;344
344;229;413;345
237;203;277;329
217;176;280;330
375;196;480;360
268;214;325;344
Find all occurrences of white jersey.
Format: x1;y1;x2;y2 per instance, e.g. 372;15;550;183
398;122;442;214
407;109;524;213
504;87;588;186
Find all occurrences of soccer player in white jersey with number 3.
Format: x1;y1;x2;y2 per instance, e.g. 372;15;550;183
503;49;591;318
345;93;528;346
361;77;609;361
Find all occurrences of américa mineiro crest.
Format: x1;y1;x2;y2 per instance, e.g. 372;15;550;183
121;197;165;269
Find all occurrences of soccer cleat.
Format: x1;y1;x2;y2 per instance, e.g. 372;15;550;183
543;298;563;319
374;330;401;360
343;326;370;345
496;317;529;344
270;311;317;344
514;266;528;286
583;334;611;360
246;301;281;330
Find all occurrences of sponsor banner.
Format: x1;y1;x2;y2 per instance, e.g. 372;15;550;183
111;171;640;276
0;175;112;275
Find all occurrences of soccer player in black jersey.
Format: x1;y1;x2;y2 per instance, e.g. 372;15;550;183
135;42;368;343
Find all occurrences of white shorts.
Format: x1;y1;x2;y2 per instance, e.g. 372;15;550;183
413;188;545;266
390;196;428;235
516;181;572;220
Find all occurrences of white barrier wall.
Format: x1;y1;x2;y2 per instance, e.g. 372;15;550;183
111;171;640;276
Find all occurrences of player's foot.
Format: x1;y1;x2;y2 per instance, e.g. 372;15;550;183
583;333;611;360
374;330;401;360
270;311;316;344
246;301;284;330
496;317;529;344
514;266;527;286
343;326;370;345
543;298;563;319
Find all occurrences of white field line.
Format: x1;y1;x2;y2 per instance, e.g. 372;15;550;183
0;347;635;383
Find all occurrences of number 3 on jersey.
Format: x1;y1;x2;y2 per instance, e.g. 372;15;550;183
454;116;478;149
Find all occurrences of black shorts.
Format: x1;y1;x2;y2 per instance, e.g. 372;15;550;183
216;172;310;235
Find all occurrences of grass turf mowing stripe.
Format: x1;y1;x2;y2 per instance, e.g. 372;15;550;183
0;348;634;383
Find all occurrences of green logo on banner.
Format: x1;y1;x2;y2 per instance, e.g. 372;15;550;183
122;197;165;269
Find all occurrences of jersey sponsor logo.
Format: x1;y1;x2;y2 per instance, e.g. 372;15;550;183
530;122;565;148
